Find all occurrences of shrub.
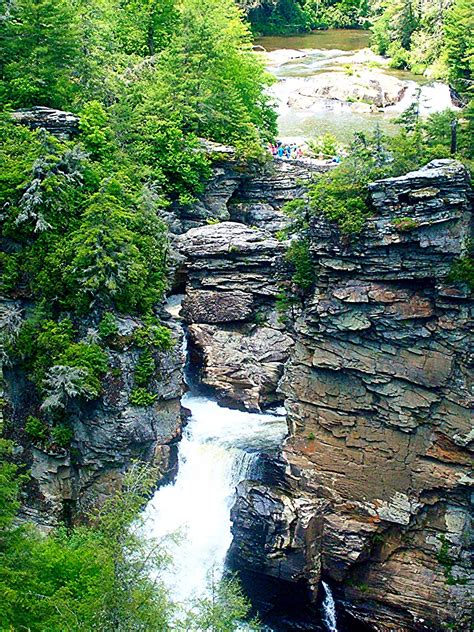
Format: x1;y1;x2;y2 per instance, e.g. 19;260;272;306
285;238;315;291
25;416;49;441
448;241;474;291
134;349;156;387
129;388;157;407
133;322;173;351
51;424;74;447
98;312;119;338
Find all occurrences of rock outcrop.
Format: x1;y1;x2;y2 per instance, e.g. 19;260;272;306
168;141;330;235
230;160;473;631
177;222;293;411
3;310;184;528
288;70;408;111
11;106;80;139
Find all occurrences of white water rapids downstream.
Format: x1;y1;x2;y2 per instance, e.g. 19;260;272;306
143;392;287;606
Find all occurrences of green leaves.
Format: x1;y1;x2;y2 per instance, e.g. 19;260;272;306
0;0;82;109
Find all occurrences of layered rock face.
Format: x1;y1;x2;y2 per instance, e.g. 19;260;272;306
230;160;473;631
169;142;329;235
177;222;293;411
11;106;80;139
172;146;328;412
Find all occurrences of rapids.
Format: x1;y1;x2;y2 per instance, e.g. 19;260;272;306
256;29;457;143
143;392;287;606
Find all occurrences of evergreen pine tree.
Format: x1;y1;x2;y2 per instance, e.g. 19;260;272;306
0;0;82;108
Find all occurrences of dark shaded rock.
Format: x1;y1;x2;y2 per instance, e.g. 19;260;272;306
228;481;324;599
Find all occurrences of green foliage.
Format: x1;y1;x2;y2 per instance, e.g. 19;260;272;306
14;317;108;407
185;573;260;631
79;101;117;160
133;321;174;351
50;424;74;448
308;133;339;158
370;0;473;88
129;387;157;407
98;312;119;338
437;534;468;585
448;241;474;291
113;0;179;56
444;0;474;89
0;0;82;109
134;349;156;387
0;463;173;631
246;0;370;34
25;416;49;442
0;440;23;531
285;239;315;291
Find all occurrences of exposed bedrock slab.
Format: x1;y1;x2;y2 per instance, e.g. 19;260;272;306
177;222;293;410
230;160;473;631
12;106;80;139
188;323;293;411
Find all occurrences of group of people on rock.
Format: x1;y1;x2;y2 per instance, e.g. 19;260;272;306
268;141;342;164
268;141;303;160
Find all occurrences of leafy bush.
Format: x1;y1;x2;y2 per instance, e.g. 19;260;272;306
25;416;49;441
15;317;108;408
285;239;315;291
448;241;474;291
133;321;174;350
98;312;119;338
129;387;157;407
134;349;156;388
51;424;74;447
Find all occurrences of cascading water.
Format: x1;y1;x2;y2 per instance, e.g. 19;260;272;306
143;391;287;606
322;581;338;632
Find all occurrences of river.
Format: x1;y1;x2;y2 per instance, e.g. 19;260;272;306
143;388;287;616
256;29;455;143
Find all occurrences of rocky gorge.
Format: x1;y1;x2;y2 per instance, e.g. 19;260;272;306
228;159;473;631
3;108;472;630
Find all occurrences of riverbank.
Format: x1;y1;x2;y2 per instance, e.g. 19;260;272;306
256;30;457;143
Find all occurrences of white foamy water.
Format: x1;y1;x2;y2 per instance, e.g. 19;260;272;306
143;392;287;605
322;581;338;632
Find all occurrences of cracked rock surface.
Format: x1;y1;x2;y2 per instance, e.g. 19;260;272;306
230;160;473;631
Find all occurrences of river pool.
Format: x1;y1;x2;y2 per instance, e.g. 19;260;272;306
256;29;455;143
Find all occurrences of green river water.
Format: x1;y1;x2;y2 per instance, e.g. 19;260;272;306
256;29;454;143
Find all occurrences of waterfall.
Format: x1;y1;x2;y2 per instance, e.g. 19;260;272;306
322;581;338;632
143;391;287;606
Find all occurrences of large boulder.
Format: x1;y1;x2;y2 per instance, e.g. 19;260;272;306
288;70;408;111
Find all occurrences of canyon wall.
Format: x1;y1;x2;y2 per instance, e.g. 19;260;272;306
174;144;328;411
2;306;185;528
230;160;473;631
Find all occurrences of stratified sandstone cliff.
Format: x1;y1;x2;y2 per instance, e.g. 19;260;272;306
230;160;473;631
177;222;293;411
167;141;329;235
173;145;328;412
